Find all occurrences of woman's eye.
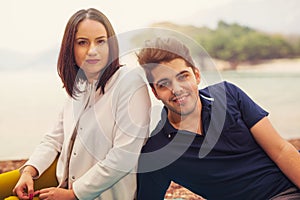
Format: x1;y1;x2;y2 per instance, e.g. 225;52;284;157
78;40;88;46
97;39;107;45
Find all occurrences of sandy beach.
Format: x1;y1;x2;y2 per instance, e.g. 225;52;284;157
238;58;300;72
214;58;300;72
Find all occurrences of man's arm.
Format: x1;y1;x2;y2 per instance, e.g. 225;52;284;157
251;116;300;188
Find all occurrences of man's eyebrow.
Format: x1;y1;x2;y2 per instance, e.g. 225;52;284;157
156;78;169;85
175;70;190;78
155;70;190;84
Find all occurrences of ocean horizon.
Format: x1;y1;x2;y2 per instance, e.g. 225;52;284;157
1;63;300;161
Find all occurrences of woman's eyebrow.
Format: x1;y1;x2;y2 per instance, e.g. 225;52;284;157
75;35;107;40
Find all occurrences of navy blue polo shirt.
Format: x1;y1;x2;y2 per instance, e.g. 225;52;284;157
137;81;295;200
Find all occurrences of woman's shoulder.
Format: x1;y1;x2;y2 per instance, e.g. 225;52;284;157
117;66;147;85
103;66;148;95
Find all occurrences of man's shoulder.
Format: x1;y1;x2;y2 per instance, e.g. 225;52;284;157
200;81;240;97
201;81;238;91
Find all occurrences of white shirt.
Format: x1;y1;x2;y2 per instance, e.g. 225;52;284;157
26;66;151;199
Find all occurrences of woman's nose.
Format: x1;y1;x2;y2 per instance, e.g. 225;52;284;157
88;43;97;56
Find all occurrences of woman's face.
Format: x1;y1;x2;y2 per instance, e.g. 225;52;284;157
74;19;109;83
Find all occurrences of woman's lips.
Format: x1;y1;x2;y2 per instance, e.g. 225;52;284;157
86;59;100;64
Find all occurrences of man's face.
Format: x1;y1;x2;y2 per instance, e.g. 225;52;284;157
151;58;201;118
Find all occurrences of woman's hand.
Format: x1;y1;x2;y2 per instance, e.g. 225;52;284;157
38;188;78;200
13;169;38;200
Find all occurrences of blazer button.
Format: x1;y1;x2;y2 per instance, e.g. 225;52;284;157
72;176;75;180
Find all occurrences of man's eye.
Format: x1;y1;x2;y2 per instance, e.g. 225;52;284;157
178;74;189;81
157;81;170;89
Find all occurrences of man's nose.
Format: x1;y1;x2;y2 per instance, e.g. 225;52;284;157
171;81;183;95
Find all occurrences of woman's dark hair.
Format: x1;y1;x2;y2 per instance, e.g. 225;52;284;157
57;8;121;98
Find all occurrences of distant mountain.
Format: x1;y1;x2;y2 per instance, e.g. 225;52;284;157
185;0;300;35
28;48;59;71
0;47;59;71
0;49;30;70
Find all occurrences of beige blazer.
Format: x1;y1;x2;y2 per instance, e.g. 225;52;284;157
26;66;151;200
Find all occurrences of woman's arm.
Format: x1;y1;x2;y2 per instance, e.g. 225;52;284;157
251;117;300;188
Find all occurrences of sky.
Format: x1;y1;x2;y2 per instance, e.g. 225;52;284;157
1;0;300;56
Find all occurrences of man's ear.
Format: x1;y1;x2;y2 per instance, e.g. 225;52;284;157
194;68;201;84
151;87;160;100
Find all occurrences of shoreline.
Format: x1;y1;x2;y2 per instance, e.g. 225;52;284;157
1;58;300;160
214;58;300;72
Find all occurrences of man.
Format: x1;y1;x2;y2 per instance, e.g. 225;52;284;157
136;37;300;200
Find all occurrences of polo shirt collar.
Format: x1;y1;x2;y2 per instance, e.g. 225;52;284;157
156;91;214;137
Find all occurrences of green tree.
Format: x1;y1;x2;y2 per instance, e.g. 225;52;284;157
132;20;299;70
201;21;295;69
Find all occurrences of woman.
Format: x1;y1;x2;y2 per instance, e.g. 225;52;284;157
12;8;150;199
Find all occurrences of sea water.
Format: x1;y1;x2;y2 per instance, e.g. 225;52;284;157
0;68;300;160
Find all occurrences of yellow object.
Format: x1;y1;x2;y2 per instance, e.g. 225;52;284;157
0;159;58;200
